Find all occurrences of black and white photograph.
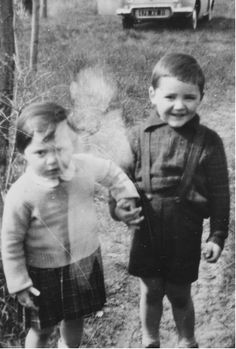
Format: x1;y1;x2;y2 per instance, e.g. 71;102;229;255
0;0;234;347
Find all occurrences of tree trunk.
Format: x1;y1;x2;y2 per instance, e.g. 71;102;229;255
41;0;47;18
0;0;15;178
30;0;40;71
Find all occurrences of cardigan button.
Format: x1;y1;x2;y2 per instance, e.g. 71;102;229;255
146;193;153;200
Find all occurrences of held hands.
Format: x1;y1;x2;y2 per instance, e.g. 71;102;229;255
203;241;222;263
115;198;144;229
16;286;40;310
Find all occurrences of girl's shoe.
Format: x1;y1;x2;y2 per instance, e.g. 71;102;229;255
145;341;160;348
57;338;69;348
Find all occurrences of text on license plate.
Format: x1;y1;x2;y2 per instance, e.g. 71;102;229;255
135;8;171;18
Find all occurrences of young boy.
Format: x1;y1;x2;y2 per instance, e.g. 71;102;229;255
1;102;141;348
112;53;230;347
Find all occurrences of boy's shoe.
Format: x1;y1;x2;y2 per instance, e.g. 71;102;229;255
177;338;198;348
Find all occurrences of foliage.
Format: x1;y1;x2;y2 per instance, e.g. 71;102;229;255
21;0;32;15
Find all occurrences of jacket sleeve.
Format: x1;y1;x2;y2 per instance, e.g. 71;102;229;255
205;131;230;249
1;187;33;294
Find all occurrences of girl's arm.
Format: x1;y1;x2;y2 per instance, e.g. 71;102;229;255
108;125;139;221
77;153;139;201
92;155;144;226
103;159;139;201
1;187;33;294
114;198;143;228
17;286;40;310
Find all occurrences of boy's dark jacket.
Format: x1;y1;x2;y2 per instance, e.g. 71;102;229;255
112;111;230;250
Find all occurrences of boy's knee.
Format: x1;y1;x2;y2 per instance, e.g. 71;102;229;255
166;282;191;308
168;294;189;308
146;288;163;304
140;277;164;303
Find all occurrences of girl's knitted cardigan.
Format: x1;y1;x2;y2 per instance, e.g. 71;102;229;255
1;153;139;294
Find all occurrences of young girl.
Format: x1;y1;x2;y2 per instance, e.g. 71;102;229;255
1;102;141;348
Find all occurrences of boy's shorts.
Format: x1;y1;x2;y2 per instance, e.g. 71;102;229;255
128;196;204;284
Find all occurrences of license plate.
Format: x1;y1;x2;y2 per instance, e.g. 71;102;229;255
135;8;171;18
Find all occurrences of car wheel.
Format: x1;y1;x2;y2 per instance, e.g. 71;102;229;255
207;0;214;21
190;8;198;30
122;16;134;29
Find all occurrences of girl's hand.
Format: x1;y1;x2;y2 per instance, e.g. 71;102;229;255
115;198;144;228
203;241;222;263
16;286;40;310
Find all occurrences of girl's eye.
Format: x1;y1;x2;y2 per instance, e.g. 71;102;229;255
165;95;175;100
36;150;46;156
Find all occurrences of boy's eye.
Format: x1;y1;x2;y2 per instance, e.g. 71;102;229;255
184;95;196;100
36;150;46;156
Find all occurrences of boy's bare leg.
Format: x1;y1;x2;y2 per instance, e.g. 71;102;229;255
60;317;84;348
25;326;54;348
166;282;197;347
139;277;165;347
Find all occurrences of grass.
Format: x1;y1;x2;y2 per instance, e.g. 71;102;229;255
0;0;235;347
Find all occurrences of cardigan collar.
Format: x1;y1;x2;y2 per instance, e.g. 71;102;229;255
144;109;200;131
26;160;76;188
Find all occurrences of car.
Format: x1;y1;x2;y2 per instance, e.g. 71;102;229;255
116;0;215;30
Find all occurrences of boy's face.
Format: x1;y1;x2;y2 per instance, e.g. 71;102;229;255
24;121;75;179
149;76;202;128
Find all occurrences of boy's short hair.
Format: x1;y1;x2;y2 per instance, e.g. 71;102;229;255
16;102;68;153
151;53;205;96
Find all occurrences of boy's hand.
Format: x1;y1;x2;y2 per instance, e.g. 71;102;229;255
17;286;40;310
203;241;222;263
115;198;144;228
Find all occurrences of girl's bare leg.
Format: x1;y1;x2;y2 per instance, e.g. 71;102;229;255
60;317;84;348
139;277;165;347
25;326;54;348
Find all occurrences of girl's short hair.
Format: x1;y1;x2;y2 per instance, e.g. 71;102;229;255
151;53;205;96
16;102;68;153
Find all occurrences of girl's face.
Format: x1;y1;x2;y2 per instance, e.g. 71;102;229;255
149;76;202;128
24;121;75;179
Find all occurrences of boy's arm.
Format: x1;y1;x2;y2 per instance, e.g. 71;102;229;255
1;188;33;294
205;132;230;250
203;241;222;263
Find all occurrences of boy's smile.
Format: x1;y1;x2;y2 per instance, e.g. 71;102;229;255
149;76;202;128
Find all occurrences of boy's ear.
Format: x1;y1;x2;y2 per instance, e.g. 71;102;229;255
69;81;79;101
149;86;156;103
